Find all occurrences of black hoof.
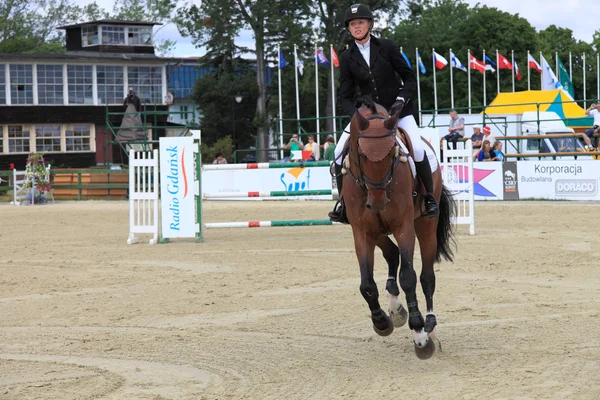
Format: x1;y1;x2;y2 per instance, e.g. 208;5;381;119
373;314;394;337
414;336;436;360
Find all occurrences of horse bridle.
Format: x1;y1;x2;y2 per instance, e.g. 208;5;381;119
345;114;402;193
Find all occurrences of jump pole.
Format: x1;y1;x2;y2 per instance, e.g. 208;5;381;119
204;219;341;229
203;161;331;171
203;189;337;198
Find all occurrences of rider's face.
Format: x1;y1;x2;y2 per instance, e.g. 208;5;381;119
348;19;370;39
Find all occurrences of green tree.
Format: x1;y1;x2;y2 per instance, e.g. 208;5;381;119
176;0;312;162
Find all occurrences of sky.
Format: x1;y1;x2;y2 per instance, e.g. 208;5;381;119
71;0;598;58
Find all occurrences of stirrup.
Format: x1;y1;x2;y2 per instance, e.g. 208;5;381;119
421;194;439;219
328;199;349;224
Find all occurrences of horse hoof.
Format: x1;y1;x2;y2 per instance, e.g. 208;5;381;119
414;336;436;360
389;304;408;328
373;315;394;337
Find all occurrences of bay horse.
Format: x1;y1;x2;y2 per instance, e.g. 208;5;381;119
341;98;455;359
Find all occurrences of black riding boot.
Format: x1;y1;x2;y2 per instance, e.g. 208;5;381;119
328;164;349;224
415;159;440;219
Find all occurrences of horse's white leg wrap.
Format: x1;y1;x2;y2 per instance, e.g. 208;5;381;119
397;115;425;162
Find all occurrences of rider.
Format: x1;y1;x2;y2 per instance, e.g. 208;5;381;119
328;3;439;223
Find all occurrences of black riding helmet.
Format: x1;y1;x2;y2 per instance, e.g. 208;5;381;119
344;4;373;27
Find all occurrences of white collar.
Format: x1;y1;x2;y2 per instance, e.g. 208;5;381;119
355;38;371;50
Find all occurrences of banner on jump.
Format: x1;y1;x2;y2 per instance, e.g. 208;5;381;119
159;137;197;238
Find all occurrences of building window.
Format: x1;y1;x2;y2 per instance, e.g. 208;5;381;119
8;125;31;153
82;26;99;46
67;65;93;104
35;125;62;152
10;64;33;105
37;65;64;105
97;66;124;105
66;124;92;151
102;26;125;45
181;105;189;121
128;66;162;104
0;64;5;104
128;27;152;45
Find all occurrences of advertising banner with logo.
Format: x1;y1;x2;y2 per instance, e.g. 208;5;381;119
159;137;197;238
202;166;332;195
517;161;600;200
440;162;503;200
502;161;519;200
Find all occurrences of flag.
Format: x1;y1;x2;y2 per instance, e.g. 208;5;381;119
316;49;330;66
497;52;513;69
557;56;574;97
450;51;467;72
416;50;426;74
540;54;563;91
331;48;339;67
296;59;304;76
528;54;542;73
279;49;287;68
291;150;313;160
401;50;412;69
514;61;522;81
484;55;497;68
433;51;448;69
470;55;494;73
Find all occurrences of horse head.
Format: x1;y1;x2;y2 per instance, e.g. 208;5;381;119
349;98;400;212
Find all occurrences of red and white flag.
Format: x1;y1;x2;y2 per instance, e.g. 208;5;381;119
331;48;339;67
497;52;513;70
433;51;448;69
528;54;542;73
469;55;489;74
514;61;522;80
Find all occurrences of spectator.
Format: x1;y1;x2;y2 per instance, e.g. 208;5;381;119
492;141;505;161
304;135;320;160
282;134;304;160
123;87;141;112
212;152;228;164
482;125;494;145
583;103;600;150
324;136;336;161
477;140;498;162
323;134;334;153
471;125;484;157
443;109;465;149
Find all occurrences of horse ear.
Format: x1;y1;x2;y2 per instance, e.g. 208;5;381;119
384;113;399;131
355;110;369;131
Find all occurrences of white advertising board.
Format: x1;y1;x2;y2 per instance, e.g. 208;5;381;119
202;166;333;194
517;160;600;200
159;137;198;238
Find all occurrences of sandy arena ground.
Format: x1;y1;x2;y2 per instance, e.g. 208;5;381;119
0;200;599;399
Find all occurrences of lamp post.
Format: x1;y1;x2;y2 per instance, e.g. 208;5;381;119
232;94;242;149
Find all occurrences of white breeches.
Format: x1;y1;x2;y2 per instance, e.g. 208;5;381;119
334;115;425;164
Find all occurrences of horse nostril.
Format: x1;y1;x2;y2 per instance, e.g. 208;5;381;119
366;204;372;210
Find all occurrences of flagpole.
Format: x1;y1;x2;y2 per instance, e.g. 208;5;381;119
555;51;559;77
416;47;422;124
527;50;531;91
512;50;515;92
583;53;587;108
449;48;454;109
540;51;543;89
314;43;320;147
496;49;500;95
467;49;471;114
596;53;599;101
569;52;573;81
483;49;487;106
330;45;337;142
433;48;438;114
293;44;301;133
278;43;284;159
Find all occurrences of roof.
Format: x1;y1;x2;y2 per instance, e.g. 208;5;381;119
485;89;587;118
0;51;166;62
57;19;161;29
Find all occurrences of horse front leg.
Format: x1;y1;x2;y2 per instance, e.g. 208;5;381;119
394;223;436;359
376;236;408;328
415;218;440;337
353;228;394;336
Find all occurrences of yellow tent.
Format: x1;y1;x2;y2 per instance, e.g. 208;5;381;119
484;89;589;127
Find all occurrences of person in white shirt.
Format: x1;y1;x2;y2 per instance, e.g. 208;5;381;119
583;103;600;150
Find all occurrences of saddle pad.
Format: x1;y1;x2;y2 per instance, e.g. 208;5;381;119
398;138;438;178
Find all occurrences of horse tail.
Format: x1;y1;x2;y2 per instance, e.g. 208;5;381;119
435;184;456;263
